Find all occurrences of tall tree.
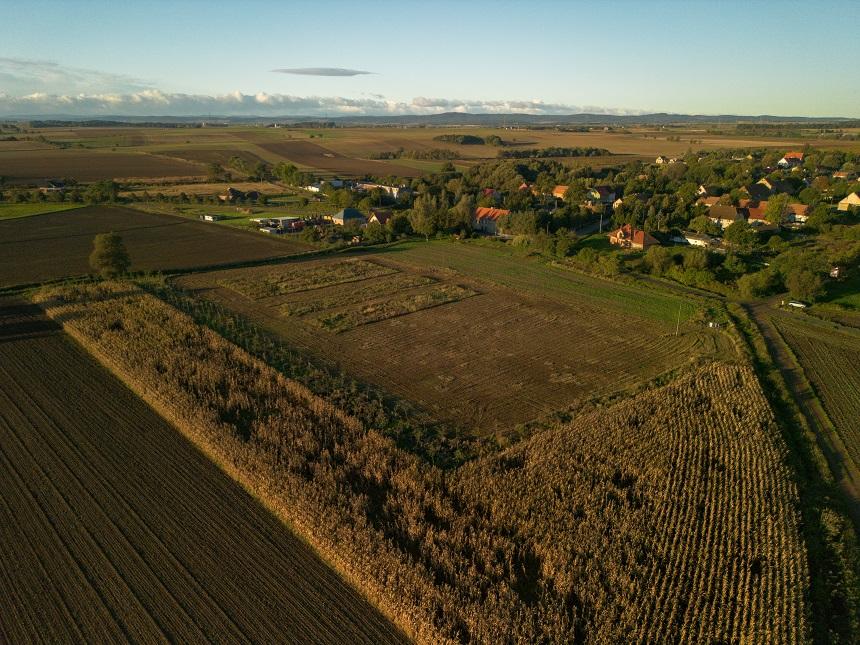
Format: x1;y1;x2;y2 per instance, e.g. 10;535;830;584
89;232;131;277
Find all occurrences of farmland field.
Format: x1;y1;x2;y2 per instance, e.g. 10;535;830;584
0;205;311;286
177;241;732;433
0;202;85;220
0;148;205;184
35;281;809;642
6;124;856;186
0;299;406;644
772;314;860;483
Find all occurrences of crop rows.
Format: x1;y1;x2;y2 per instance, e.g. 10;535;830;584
0;299;406;644
36;282;809;643
772;315;860;469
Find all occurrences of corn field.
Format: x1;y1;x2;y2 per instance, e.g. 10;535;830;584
36;281;810;644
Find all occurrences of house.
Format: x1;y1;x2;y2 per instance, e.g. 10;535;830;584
838;192;860;211
199;214;224;222
655;155;669;165
745;200;770;224
473;206;510;235
367;208;393;227
742;183;772;201
39;179;65;193
355;182;409;199
251;216;304;232
696;196;721;208
552;185;569;200
696;184;720;197
609;223;659;250
518;182;533;192
785;203;810;223
586;185;616;205
833;170;857;182
778;151;804;168
304;183;322;193
331;207;366;226
830;266;846;279
708;204;746;230
671;231;715;248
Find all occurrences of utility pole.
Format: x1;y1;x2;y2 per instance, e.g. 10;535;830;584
675;303;682;336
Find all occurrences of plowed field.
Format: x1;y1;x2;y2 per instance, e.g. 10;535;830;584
0;299;406;644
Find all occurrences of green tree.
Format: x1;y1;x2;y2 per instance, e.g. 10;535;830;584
89;232;130;277
723;221;758;251
764;194;791;224
786;270;823;302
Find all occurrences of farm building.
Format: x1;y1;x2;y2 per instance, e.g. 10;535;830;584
609;224;658;250
251;216;304;232
39;179;65;193
708;205;746;230
331;208;366;226
199;214;224;222
671;231;716;248
552;185;569;200
838;192;860;211
778;151;804;168
473;207;510;235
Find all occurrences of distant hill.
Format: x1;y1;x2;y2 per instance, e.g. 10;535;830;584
9;112;859;128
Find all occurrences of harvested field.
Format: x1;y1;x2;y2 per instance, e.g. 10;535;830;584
0;203;85;220
120;180;285;198
36;282;809;643
0;149;204;184
177;243;731;433
154;147;267;167
254;140;424;178
0;205;311;287
0;298;406;644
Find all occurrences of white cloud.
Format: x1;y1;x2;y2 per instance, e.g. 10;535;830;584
0;57;152;95
271;67;372;77
0;89;647;118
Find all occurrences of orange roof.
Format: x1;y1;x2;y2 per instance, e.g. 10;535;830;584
783;151;804;161
746;201;768;220
611;223;658;246
474;206;510;221
552;185;569;199
786;203;809;216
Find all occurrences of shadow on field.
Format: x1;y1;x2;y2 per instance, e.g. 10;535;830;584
0;299;60;342
0;220;188;246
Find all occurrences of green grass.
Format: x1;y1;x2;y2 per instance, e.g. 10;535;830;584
0;203;85;220
374;239;698;326
818;271;860;310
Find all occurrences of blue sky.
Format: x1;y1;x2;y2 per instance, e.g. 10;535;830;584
1;0;858;117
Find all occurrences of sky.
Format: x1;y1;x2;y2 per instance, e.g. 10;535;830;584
1;0;858;118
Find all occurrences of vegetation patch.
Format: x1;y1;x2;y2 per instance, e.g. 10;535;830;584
312;284;478;332
220;259;397;299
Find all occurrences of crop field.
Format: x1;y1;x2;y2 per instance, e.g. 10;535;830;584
177;242;731;433
0;202;85;220
6;125;857;185
772;314;860;478
36;282;808;642
0;205;311;287
0;299;406;644
0;148;205;184
252;139;425;177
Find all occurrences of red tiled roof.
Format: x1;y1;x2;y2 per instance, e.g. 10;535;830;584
783;151;804;161
697;196;720;207
746;201;769;221
552;185;569;199
474;207;510;221
786;203;809;217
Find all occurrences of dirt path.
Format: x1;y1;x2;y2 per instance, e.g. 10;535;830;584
744;299;860;526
